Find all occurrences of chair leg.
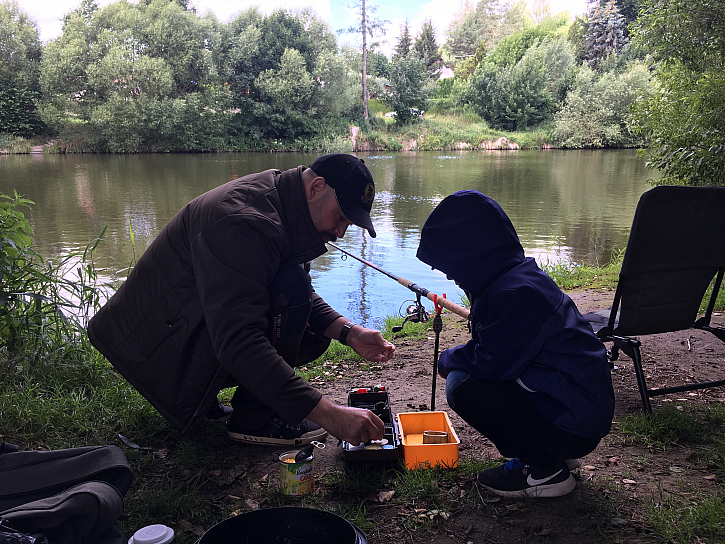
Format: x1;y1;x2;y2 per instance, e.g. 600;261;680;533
613;336;651;414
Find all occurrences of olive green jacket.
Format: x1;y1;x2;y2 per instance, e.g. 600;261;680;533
88;167;341;433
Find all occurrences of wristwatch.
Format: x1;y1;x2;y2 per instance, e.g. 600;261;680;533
339;322;356;346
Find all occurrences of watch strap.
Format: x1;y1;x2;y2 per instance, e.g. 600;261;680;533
339;322;355;346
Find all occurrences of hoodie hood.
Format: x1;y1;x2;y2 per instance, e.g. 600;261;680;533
416;191;525;294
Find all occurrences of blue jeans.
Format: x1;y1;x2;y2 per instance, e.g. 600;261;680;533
445;370;600;469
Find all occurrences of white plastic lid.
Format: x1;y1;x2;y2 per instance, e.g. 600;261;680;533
128;524;174;544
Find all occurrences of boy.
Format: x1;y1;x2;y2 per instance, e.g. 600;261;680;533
416;190;614;498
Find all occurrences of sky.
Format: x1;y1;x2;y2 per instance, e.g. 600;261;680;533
17;0;590;57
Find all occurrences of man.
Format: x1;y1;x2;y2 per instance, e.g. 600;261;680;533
88;154;395;447
416;190;614;498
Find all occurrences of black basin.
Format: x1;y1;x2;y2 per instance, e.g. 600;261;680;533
196;506;367;544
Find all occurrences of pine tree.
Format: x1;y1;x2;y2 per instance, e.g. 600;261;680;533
342;0;387;122
394;20;412;59
585;0;628;69
414;19;439;70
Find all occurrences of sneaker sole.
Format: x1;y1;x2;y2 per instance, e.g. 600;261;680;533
227;428;328;446
478;473;576;499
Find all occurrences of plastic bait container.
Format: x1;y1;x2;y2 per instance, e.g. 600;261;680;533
395;411;460;469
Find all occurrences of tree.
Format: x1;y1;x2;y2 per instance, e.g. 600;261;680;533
466;39;560;130
585;0;628;69
367;49;390;77
342;0;387;122
254;48;316;138
494;0;528;48
591;0;639;35
531;0;552;23
384;54;427;124
413;19;439;73
630;0;725;186
0;1;44;136
62;0;98;27
551;61;651;148
39;0;231;151
394;20;412;59
443;0;503;63
567;15;588;64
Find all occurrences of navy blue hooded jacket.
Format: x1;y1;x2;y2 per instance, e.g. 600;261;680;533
416;191;614;440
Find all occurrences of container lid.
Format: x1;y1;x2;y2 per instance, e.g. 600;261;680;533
128;524;174;544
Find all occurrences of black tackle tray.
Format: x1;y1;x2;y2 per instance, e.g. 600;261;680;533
342;385;401;463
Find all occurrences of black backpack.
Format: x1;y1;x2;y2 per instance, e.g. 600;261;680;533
0;444;133;544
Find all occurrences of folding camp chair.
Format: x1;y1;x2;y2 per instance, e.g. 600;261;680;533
585;185;725;413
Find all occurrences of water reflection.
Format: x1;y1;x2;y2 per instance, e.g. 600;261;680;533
0;150;654;328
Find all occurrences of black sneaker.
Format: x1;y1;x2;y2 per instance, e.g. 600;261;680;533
477;458;575;498
227;415;328;446
206;401;233;421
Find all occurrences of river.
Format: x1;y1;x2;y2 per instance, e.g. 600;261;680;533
0;150;655;328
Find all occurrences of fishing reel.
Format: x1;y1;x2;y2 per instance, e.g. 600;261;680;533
392;293;430;332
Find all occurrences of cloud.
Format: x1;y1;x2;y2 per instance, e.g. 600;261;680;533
18;0;332;43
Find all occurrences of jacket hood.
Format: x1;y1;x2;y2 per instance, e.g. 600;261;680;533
416;190;525;294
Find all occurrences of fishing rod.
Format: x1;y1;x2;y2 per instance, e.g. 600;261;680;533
326;242;470;320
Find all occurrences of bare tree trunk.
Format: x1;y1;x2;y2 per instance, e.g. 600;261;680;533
361;0;369;122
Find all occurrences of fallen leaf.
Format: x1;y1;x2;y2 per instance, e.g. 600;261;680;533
610;517;627;527
245;498;259;511
583;465;597;471
117;434;152;451
213;464;247;486
179;520;205;536
378;490;395;503
153;448;168;459
704;474;718;480
669;466;685;473
208;470;221;477
622;479;636;485
534;528;553;536
426;510;450;521
414;508;427;514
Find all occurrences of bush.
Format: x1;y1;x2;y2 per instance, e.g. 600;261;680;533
383;55;428;125
551;61;651;148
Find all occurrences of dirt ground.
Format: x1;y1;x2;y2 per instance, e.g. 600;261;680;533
177;289;725;544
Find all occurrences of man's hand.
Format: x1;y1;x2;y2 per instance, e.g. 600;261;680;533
347;326;395;362
307;396;385;445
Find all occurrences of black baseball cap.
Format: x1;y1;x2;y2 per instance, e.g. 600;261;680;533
309;154;377;238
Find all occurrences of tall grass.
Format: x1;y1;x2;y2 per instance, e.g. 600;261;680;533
0;133;33;154
539;249;624;291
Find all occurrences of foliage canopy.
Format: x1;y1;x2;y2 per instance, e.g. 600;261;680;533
630;0;725;186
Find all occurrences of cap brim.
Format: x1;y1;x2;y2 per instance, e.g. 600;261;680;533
334;191;377;238
351;213;377;238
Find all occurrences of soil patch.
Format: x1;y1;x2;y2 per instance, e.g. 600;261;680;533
134;289;725;543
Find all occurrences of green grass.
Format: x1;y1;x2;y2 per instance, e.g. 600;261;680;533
647;485;725;543
617;405;712;450
3;191;725;542
616;405;725;541
353;112;558;151
539;249;624;291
